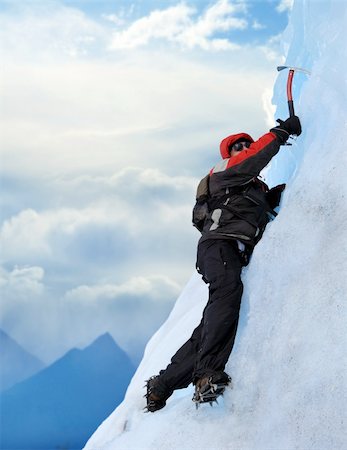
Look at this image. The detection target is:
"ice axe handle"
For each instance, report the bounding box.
[287,69,295,117]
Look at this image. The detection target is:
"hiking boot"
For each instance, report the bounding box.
[144,375,172,413]
[193,371,231,407]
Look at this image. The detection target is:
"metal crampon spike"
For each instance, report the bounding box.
[210,383,218,393]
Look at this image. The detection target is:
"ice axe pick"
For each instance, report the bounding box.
[277,65,311,117]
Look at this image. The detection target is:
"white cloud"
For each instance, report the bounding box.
[262,88,276,128]
[0,265,45,299]
[252,20,266,30]
[0,265,179,363]
[0,0,284,363]
[0,207,102,262]
[110,3,194,50]
[61,167,196,192]
[64,275,180,303]
[260,34,285,63]
[0,1,249,57]
[110,0,247,51]
[277,0,294,13]
[60,274,181,361]
[0,2,107,60]
[1,209,53,260]
[0,1,281,315]
[175,0,247,51]
[0,167,197,280]
[101,14,125,27]
[1,49,278,180]
[0,166,195,362]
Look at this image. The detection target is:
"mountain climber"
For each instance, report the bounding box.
[145,115,302,411]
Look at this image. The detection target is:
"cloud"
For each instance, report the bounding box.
[0,1,282,183]
[110,0,247,51]
[0,165,195,363]
[0,207,107,263]
[0,263,180,363]
[64,275,180,303]
[110,3,194,50]
[1,52,278,181]
[0,1,250,58]
[260,34,285,63]
[0,2,107,60]
[0,167,198,287]
[54,166,199,204]
[276,0,294,13]
[61,274,181,361]
[0,0,285,363]
[262,88,276,129]
[0,265,45,299]
[176,0,247,51]
[252,20,266,31]
[101,14,125,27]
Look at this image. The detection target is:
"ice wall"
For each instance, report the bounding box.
[85,1,347,449]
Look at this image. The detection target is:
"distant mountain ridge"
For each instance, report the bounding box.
[0,332,136,450]
[0,329,45,392]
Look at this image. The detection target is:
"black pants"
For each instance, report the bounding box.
[157,239,243,394]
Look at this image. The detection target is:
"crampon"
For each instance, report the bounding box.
[143,375,172,413]
[192,374,231,409]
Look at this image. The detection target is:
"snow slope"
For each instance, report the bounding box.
[85,1,347,449]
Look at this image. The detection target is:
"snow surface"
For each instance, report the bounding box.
[85,1,347,449]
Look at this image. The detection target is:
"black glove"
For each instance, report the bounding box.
[270,115,302,144]
[279,116,302,136]
[266,184,286,210]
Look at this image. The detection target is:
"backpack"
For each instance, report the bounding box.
[192,175,210,232]
[192,175,285,233]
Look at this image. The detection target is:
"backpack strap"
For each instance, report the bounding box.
[192,174,210,232]
[196,174,210,201]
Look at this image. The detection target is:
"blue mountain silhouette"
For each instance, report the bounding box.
[0,332,135,450]
[0,329,45,392]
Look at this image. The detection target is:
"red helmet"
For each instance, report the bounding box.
[220,133,254,159]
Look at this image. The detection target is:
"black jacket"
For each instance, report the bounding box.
[193,131,284,250]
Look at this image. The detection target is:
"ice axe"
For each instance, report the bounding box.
[277,65,311,117]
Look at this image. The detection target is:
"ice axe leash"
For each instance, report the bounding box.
[277,65,311,117]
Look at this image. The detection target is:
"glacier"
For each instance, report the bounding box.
[85,1,347,449]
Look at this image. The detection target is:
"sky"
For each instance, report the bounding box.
[0,0,293,364]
